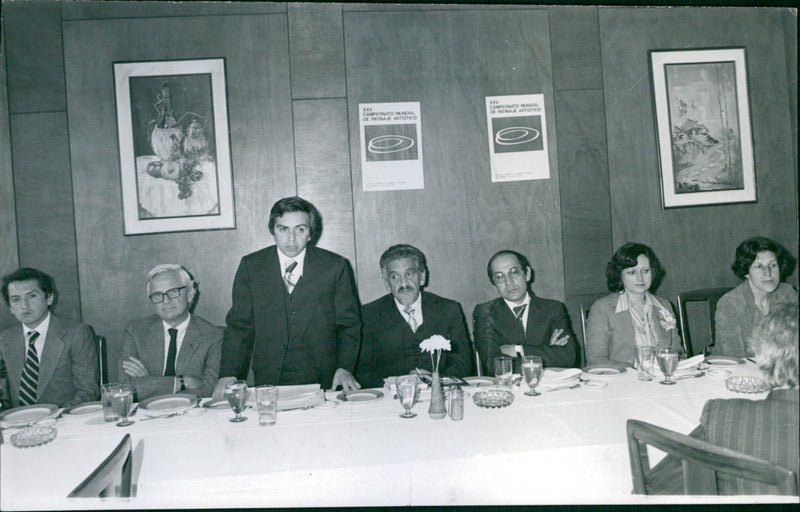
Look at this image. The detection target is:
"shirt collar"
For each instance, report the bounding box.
[503,292,530,312]
[394,292,422,315]
[278,247,307,276]
[615,291,655,313]
[24,311,51,338]
[162,313,191,334]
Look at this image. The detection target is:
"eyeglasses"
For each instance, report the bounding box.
[492,266,525,285]
[149,286,186,304]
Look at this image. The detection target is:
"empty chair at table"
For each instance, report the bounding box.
[713,237,797,358]
[584,243,681,368]
[119,264,222,400]
[68,434,134,498]
[644,302,799,495]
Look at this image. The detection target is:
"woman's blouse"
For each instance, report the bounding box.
[585,292,680,367]
[714,281,798,358]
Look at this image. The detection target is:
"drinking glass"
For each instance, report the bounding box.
[494,356,513,387]
[396,375,419,419]
[255,385,278,426]
[521,355,543,396]
[224,379,249,422]
[635,345,655,381]
[656,348,680,385]
[101,383,121,422]
[109,384,135,427]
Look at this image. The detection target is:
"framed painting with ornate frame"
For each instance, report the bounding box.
[649,47,756,209]
[113,58,235,234]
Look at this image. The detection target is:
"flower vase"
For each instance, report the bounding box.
[428,372,447,419]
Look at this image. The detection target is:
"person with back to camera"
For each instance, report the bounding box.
[713,236,797,358]
[584,243,680,368]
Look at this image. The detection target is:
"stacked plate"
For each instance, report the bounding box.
[539,368,582,391]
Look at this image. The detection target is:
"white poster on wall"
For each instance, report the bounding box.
[485,94,550,182]
[359,102,424,191]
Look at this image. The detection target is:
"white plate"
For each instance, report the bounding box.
[582,364,627,377]
[541,368,582,383]
[139,393,198,416]
[706,355,745,366]
[202,398,230,410]
[65,402,103,416]
[463,376,497,387]
[0,404,58,427]
[337,389,384,403]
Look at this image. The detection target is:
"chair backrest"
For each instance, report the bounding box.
[676,287,732,357]
[68,433,133,498]
[96,335,109,387]
[579,304,590,367]
[474,348,483,377]
[626,419,798,495]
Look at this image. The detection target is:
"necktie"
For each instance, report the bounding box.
[164,328,178,377]
[19,331,40,406]
[404,306,419,333]
[513,304,527,327]
[284,261,298,294]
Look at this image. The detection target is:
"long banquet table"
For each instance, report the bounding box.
[1,362,794,509]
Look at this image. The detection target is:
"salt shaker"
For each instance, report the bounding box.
[448,387,464,421]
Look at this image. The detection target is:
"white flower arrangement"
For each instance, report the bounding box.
[419,334,451,373]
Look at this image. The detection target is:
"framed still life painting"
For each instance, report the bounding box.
[649,47,756,208]
[113,58,235,234]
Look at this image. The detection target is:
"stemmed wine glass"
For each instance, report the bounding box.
[656,347,680,385]
[224,379,249,422]
[110,384,135,427]
[521,355,543,396]
[396,375,419,418]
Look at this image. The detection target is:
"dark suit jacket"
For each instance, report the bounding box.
[0,313,98,407]
[647,388,799,495]
[473,295,577,374]
[219,245,361,387]
[119,314,223,400]
[356,292,472,388]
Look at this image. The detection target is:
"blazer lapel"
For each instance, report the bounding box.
[494,300,525,345]
[37,315,66,397]
[176,317,199,373]
[288,247,323,340]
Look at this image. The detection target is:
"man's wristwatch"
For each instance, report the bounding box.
[178,375,186,391]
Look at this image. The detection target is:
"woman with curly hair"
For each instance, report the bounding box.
[714,237,797,358]
[585,243,680,367]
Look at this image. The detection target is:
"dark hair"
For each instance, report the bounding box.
[1,268,57,306]
[267,196,322,245]
[730,237,796,281]
[486,250,534,284]
[379,244,427,272]
[606,243,665,293]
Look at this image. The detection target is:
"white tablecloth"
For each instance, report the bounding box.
[1,363,791,509]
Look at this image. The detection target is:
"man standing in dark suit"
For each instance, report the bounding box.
[473,250,577,374]
[0,268,98,408]
[356,244,471,388]
[119,264,222,400]
[214,197,361,396]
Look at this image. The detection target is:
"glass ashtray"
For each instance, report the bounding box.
[10,425,57,448]
[472,389,515,409]
[725,375,769,394]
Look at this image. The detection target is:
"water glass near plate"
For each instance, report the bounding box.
[656,347,680,385]
[224,379,249,423]
[494,356,513,387]
[109,384,135,427]
[396,375,420,419]
[521,355,543,396]
[100,383,122,422]
[255,385,278,426]
[635,345,655,381]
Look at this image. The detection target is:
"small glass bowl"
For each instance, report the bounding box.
[10,425,57,448]
[725,375,769,394]
[472,389,515,409]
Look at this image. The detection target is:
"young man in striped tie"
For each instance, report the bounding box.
[0,268,98,408]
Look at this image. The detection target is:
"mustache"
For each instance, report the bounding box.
[397,285,417,292]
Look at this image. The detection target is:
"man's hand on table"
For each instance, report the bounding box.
[212,376,236,400]
[332,369,360,392]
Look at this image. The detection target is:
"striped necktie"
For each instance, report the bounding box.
[284,261,298,294]
[404,306,419,333]
[19,331,40,406]
[513,304,527,327]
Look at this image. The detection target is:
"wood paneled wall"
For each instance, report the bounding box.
[1,3,797,378]
[600,7,799,303]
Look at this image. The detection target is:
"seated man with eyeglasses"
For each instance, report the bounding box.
[473,250,578,375]
[119,264,222,400]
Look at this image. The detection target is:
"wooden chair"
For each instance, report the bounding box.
[68,434,133,498]
[676,287,731,357]
[627,419,798,495]
[96,335,109,387]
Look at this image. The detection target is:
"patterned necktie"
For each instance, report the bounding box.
[404,306,419,333]
[284,261,298,294]
[164,328,178,377]
[19,331,40,406]
[513,304,527,327]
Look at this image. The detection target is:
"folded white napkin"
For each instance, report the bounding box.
[276,384,323,411]
[384,376,429,392]
[677,354,705,372]
[541,368,582,382]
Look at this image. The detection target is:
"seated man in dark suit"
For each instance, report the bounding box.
[647,302,799,495]
[473,250,577,374]
[119,264,222,400]
[356,244,471,388]
[0,268,98,408]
